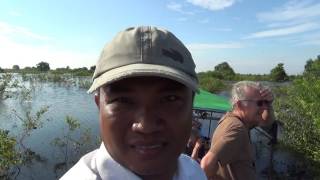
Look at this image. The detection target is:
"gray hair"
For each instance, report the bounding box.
[231,81,262,105]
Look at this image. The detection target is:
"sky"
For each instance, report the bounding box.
[0,0,319,75]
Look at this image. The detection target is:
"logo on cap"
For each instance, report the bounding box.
[162,48,184,64]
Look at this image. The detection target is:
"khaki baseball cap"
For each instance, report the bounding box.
[88,26,199,93]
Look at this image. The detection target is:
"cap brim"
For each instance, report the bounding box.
[87,64,198,93]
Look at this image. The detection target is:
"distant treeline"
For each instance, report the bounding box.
[0,61,95,77]
[0,55,319,93]
[197,55,320,93]
[1,56,320,178]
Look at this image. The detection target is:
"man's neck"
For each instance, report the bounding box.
[138,162,177,180]
[230,110,252,129]
[140,174,172,180]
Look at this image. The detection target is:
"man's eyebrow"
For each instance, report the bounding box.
[103,80,188,93]
[158,83,187,92]
[103,84,133,94]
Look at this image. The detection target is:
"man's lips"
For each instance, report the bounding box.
[129,140,168,157]
[130,142,167,149]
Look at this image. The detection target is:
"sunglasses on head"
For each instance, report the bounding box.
[241,100,271,107]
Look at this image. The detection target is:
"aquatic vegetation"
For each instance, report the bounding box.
[0,130,21,179]
[51,115,99,177]
[0,73,19,100]
[0,61,318,178]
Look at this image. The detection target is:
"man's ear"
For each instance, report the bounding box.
[94,91,100,108]
[235,101,242,110]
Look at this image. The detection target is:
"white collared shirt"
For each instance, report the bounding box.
[60,143,207,180]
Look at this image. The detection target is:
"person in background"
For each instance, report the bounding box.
[201,81,275,180]
[185,127,205,163]
[60,26,207,180]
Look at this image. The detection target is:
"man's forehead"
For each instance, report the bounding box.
[102,76,188,93]
[244,86,261,98]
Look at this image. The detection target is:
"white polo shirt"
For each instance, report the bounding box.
[60,143,207,180]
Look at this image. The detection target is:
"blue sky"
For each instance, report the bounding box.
[0,0,319,75]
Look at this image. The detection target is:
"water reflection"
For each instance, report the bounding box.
[0,80,99,180]
[0,77,311,179]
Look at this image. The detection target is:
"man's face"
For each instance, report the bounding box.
[96,77,193,178]
[240,87,267,127]
[187,134,197,148]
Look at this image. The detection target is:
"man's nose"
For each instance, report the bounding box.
[261,100,271,109]
[132,107,164,134]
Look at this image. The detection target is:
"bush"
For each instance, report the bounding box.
[199,76,226,93]
[304,56,320,77]
[274,75,320,176]
[214,62,235,80]
[270,63,289,82]
[0,130,21,177]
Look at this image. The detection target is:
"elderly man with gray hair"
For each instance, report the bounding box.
[201,81,275,180]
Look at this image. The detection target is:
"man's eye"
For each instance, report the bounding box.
[163,95,180,102]
[108,97,133,104]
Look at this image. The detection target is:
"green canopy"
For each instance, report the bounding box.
[193,89,231,112]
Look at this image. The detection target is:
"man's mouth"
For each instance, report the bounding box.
[134,144,162,149]
[130,142,168,157]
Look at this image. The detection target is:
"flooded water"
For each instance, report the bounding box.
[0,79,100,179]
[0,77,307,179]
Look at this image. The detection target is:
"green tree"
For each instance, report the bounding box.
[36,61,50,72]
[214,62,235,80]
[270,63,289,82]
[198,75,226,93]
[304,56,320,77]
[90,65,96,72]
[305,59,313,72]
[0,67,3,73]
[12,65,20,70]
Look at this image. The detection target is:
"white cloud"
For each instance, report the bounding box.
[187,0,236,11]
[167,2,194,15]
[0,34,96,69]
[298,32,320,45]
[177,17,188,22]
[301,39,320,46]
[198,18,210,24]
[0,21,52,41]
[0,21,97,69]
[249,1,320,40]
[211,27,232,32]
[167,2,183,12]
[266,21,302,28]
[257,1,320,22]
[245,23,319,39]
[8,11,22,17]
[187,42,244,51]
[232,17,241,21]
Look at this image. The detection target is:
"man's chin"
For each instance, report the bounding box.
[130,165,175,179]
[126,157,178,178]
